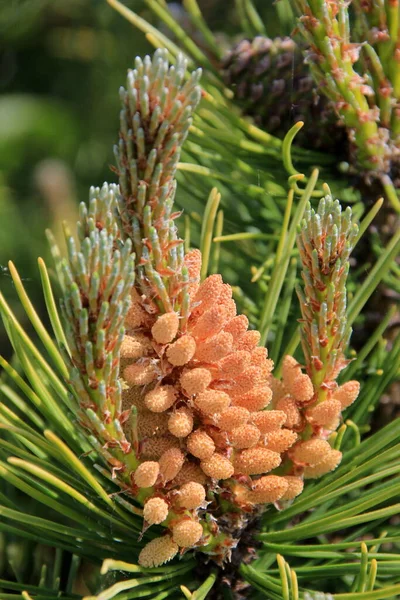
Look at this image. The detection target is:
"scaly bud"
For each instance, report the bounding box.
[134,461,159,488]
[168,408,194,438]
[270,195,362,490]
[234,448,281,475]
[333,381,360,409]
[304,449,342,479]
[233,385,272,411]
[138,536,178,567]
[265,429,298,453]
[251,410,286,433]
[195,390,231,415]
[194,331,233,362]
[281,476,304,500]
[167,335,196,366]
[276,396,302,429]
[291,439,332,467]
[177,482,206,509]
[187,430,216,460]
[250,475,289,504]
[143,497,169,525]
[230,425,261,449]
[282,356,314,403]
[201,454,235,479]
[159,447,185,481]
[144,385,177,413]
[172,520,203,547]
[217,407,250,431]
[306,400,342,429]
[180,368,212,396]
[152,312,180,344]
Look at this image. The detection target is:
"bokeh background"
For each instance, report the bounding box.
[1,0,150,349]
[0,0,289,356]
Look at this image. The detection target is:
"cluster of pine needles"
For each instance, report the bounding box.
[0,1,400,599]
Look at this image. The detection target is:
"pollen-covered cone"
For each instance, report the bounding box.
[121,251,295,565]
[268,353,360,484]
[269,197,362,486]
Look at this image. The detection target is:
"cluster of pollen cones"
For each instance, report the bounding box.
[119,250,360,567]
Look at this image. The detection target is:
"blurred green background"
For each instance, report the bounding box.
[0,1,153,364]
[1,1,149,327]
[0,0,290,355]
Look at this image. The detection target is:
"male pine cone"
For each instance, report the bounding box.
[61,49,359,570]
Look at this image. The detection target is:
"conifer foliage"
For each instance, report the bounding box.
[0,1,399,599]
